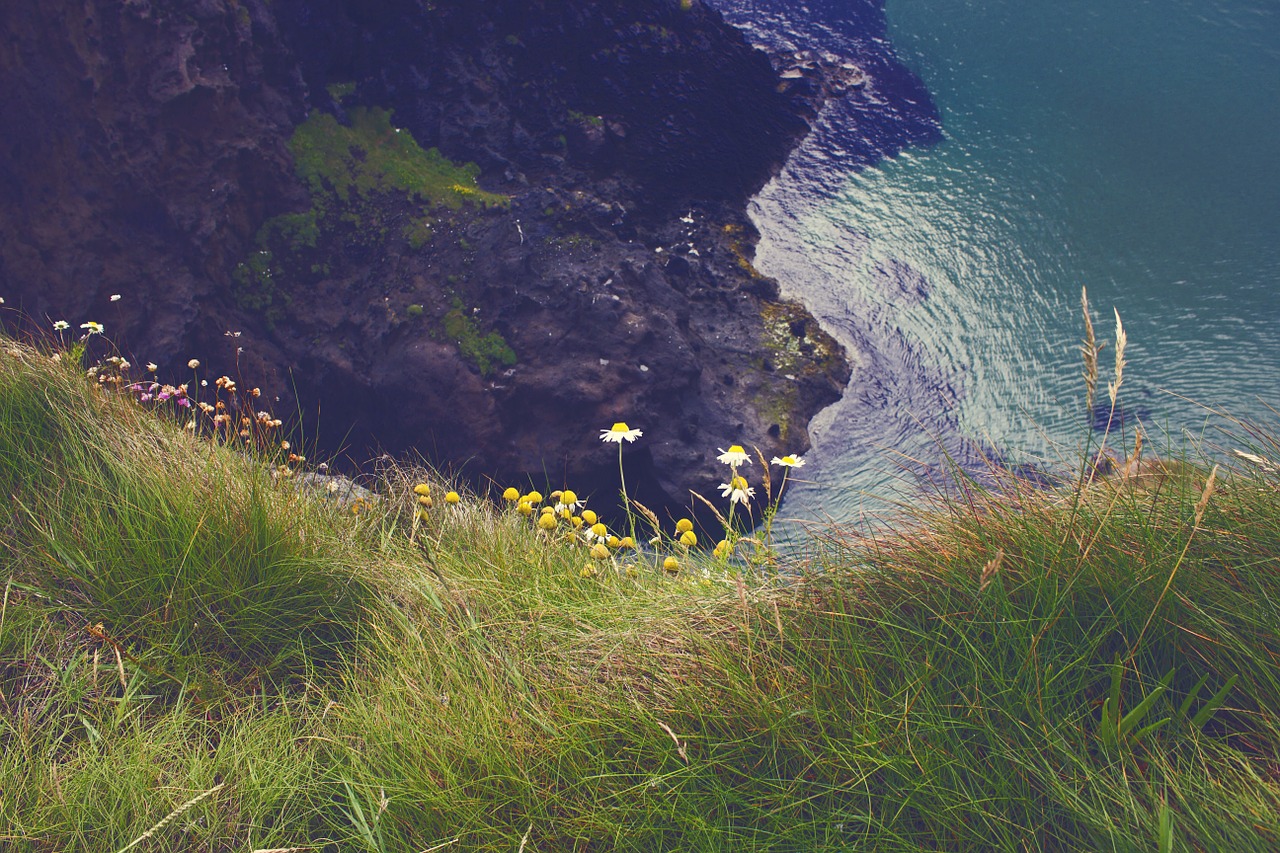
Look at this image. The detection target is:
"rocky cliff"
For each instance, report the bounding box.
[0,0,858,520]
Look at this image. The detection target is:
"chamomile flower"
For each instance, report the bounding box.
[600,422,643,443]
[675,518,694,534]
[80,321,104,335]
[109,294,121,302]
[590,543,611,561]
[555,489,583,513]
[719,475,755,506]
[445,491,461,505]
[52,320,70,331]
[713,540,733,559]
[503,487,520,502]
[717,445,751,467]
[771,454,805,468]
[679,530,697,547]
[663,556,680,574]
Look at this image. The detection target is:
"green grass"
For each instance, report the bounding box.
[2,335,1280,851]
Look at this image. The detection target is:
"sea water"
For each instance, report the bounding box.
[710,0,1280,527]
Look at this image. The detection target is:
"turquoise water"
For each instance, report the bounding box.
[724,0,1280,526]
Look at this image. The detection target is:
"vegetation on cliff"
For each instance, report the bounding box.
[3,305,1280,852]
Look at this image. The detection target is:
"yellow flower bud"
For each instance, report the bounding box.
[538,513,557,531]
[590,522,608,539]
[525,490,543,504]
[619,536,635,549]
[663,556,680,574]
[503,487,520,502]
[679,530,697,548]
[445,491,461,505]
[714,540,732,559]
[582,510,598,525]
[517,501,534,516]
[414,483,431,496]
[418,495,433,508]
[570,516,584,529]
[580,564,598,578]
[590,543,611,560]
[675,518,694,534]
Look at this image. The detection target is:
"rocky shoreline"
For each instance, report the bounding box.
[0,0,926,521]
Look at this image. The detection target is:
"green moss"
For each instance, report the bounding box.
[567,109,605,129]
[438,299,517,377]
[759,301,840,377]
[403,218,433,249]
[232,250,289,329]
[326,81,357,103]
[405,304,425,318]
[289,108,508,210]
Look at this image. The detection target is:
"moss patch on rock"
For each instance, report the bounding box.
[232,107,507,322]
[437,298,516,377]
[759,301,841,377]
[289,107,508,211]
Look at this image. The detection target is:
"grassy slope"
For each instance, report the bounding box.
[2,337,1279,852]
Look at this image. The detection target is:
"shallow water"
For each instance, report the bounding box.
[710,0,1280,529]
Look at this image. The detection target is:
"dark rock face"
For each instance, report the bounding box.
[0,0,853,522]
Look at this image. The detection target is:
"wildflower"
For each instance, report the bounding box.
[589,522,608,541]
[619,536,635,549]
[109,294,121,302]
[414,483,431,496]
[679,530,697,547]
[581,564,599,578]
[517,501,534,516]
[418,495,433,507]
[600,422,643,443]
[590,543,611,560]
[146,362,158,372]
[503,487,520,502]
[675,518,694,534]
[417,509,430,522]
[280,441,291,451]
[445,491,461,505]
[556,489,583,513]
[184,421,196,432]
[188,359,200,369]
[525,490,544,505]
[570,516,584,529]
[53,320,70,331]
[607,535,621,548]
[719,475,755,505]
[717,445,751,466]
[538,513,557,532]
[714,539,732,559]
[80,321,104,335]
[771,454,805,468]
[663,556,680,574]
[582,510,598,525]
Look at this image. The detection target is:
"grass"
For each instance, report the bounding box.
[2,330,1280,851]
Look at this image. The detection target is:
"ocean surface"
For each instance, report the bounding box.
[708,0,1280,529]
